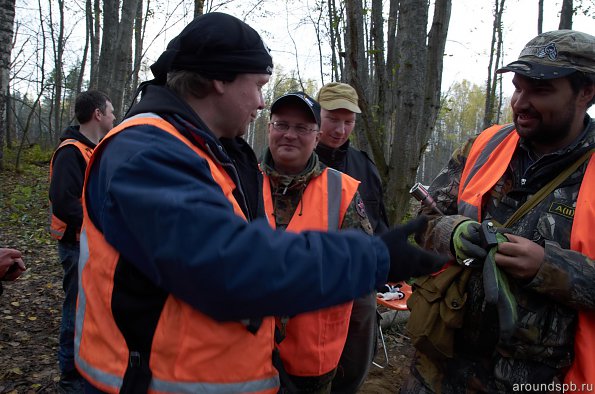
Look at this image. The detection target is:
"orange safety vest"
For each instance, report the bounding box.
[76,115,278,394]
[263,168,359,377]
[49,139,94,241]
[565,150,595,390]
[458,124,595,389]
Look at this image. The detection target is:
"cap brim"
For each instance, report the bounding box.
[270,94,321,127]
[319,99,361,114]
[496,60,577,80]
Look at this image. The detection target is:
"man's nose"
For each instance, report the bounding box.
[512,91,530,111]
[332,123,345,134]
[282,129,299,138]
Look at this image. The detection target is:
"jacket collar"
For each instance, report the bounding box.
[315,140,350,169]
[261,150,322,195]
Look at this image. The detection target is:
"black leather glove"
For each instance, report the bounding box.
[380,216,449,282]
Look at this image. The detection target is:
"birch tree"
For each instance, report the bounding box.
[0,0,16,170]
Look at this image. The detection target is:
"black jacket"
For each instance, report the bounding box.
[316,141,389,234]
[49,126,96,243]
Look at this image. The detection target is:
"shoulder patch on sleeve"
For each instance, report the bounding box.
[356,193,367,218]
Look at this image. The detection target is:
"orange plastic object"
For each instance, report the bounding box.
[376,281,412,311]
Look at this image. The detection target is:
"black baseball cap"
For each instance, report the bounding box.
[270,92,321,127]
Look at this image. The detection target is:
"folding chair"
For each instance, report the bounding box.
[373,281,412,368]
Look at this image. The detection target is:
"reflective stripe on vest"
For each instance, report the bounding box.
[76,114,278,393]
[458,125,595,389]
[458,124,518,220]
[564,154,595,390]
[263,167,359,376]
[49,139,93,240]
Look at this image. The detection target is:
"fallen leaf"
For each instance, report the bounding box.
[8,367,23,375]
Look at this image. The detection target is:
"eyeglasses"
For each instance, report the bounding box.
[269,121,318,136]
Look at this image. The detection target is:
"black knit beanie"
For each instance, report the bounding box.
[150,12,274,83]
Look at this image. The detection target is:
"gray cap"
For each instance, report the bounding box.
[496,30,595,79]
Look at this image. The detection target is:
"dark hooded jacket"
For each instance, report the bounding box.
[316,140,389,234]
[84,84,390,322]
[49,126,96,243]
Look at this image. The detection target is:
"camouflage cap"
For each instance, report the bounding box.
[316,82,361,113]
[496,30,595,80]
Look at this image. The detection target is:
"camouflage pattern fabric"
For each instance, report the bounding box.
[261,150,373,393]
[404,117,595,393]
[261,150,373,235]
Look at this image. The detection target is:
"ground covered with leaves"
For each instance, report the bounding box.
[0,161,63,393]
[0,158,415,393]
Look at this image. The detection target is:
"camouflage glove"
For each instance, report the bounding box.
[451,220,487,265]
[380,216,449,282]
[482,232,518,340]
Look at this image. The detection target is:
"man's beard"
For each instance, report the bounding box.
[514,101,575,147]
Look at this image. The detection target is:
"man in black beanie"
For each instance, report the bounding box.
[75,12,447,393]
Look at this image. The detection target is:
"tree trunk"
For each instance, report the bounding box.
[77,0,91,96]
[50,0,65,136]
[559,0,573,29]
[341,0,450,224]
[88,0,100,89]
[538,0,544,34]
[327,0,339,82]
[125,0,145,112]
[370,0,386,140]
[111,0,139,117]
[97,0,139,117]
[421,0,452,162]
[482,0,505,130]
[344,0,370,154]
[194,0,204,18]
[6,86,13,149]
[0,0,16,170]
[385,0,430,224]
[380,0,398,160]
[97,0,118,93]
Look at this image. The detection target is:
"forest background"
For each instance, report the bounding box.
[0,0,594,224]
[0,1,593,392]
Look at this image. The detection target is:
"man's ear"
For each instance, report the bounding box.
[93,108,102,121]
[578,82,595,108]
[212,80,226,94]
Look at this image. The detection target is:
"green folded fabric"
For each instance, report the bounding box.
[482,232,517,340]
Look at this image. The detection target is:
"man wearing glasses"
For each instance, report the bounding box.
[261,92,373,393]
[76,13,447,392]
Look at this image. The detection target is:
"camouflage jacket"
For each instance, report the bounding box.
[260,150,373,235]
[412,116,595,393]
